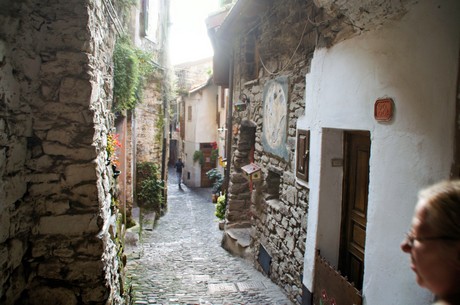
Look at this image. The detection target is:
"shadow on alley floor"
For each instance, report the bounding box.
[124,169,293,305]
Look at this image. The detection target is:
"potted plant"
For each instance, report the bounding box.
[206,168,224,202]
[215,193,226,229]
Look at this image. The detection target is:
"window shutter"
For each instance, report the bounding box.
[296,129,309,181]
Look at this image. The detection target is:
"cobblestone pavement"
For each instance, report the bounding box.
[125,176,293,305]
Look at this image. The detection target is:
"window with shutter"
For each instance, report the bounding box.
[296,129,309,181]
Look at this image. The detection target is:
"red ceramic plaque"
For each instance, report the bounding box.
[374,98,394,122]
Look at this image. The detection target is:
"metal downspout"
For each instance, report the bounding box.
[224,51,234,200]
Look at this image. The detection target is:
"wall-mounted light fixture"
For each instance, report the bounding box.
[233,93,250,112]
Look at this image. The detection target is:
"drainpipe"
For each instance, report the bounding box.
[224,51,234,200]
[161,82,169,204]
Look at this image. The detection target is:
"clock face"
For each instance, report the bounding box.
[262,77,288,159]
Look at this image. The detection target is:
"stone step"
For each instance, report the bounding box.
[226,228,251,247]
[221,227,252,259]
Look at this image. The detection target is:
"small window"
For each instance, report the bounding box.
[188,105,192,121]
[243,30,259,81]
[142,0,160,43]
[296,129,309,181]
[266,170,281,200]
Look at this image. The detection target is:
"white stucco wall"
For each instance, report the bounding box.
[183,85,218,187]
[196,86,218,143]
[299,1,460,304]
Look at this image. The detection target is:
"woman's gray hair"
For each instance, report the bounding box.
[418,180,460,239]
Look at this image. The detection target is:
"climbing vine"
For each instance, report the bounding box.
[193,150,204,165]
[114,0,137,21]
[113,36,156,111]
[154,109,165,145]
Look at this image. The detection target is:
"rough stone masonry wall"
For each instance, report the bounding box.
[0,0,122,304]
[228,0,354,303]
[135,77,164,163]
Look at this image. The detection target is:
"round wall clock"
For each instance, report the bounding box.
[262,76,288,159]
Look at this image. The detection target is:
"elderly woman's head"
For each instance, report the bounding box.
[401,180,460,302]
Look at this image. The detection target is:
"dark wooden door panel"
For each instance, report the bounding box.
[339,131,370,291]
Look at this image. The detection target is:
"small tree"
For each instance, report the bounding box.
[136,162,164,215]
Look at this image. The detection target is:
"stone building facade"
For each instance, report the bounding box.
[131,0,171,164]
[211,1,460,304]
[0,0,124,304]
[210,0,354,303]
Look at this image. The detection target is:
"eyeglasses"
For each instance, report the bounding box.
[405,232,458,248]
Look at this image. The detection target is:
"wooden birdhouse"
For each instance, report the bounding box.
[241,163,262,182]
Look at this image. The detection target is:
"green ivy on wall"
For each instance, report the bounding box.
[193,150,204,165]
[113,36,156,111]
[155,109,165,145]
[115,0,137,21]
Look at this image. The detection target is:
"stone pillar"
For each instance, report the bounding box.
[226,120,256,228]
[0,0,123,304]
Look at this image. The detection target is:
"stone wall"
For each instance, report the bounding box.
[131,0,171,209]
[226,0,354,303]
[135,77,164,163]
[226,120,256,228]
[0,0,123,304]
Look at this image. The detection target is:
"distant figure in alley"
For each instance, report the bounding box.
[401,180,460,305]
[174,158,184,186]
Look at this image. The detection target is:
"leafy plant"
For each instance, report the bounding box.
[215,193,226,220]
[155,109,165,144]
[136,162,164,214]
[206,168,224,194]
[210,148,218,163]
[113,39,139,111]
[113,36,156,111]
[210,141,218,163]
[193,150,204,165]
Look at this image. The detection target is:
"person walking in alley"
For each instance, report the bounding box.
[401,180,460,305]
[174,158,184,186]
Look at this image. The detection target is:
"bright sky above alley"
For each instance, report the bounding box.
[169,0,219,64]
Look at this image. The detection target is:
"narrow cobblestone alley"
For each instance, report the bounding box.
[125,169,293,305]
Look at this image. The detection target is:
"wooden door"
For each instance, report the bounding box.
[339,131,370,291]
[200,143,213,187]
